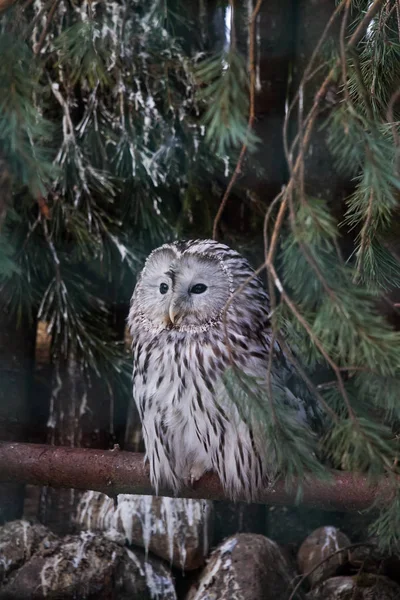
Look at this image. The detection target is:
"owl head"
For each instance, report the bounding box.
[129,239,255,333]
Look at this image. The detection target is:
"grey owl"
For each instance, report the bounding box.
[128,239,312,501]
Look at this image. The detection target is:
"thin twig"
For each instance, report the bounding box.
[306,62,330,84]
[349,48,374,122]
[297,80,306,205]
[22,0,54,39]
[262,191,288,410]
[262,189,285,326]
[339,0,352,105]
[265,194,288,329]
[266,194,288,265]
[263,188,285,257]
[212,0,263,240]
[220,192,285,416]
[354,189,374,282]
[42,219,62,284]
[34,0,61,55]
[264,193,289,373]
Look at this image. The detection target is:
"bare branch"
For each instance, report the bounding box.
[0,442,395,512]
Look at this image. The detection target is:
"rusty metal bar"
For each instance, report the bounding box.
[0,442,393,511]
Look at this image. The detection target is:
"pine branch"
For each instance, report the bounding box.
[0,35,56,195]
[259,0,394,426]
[0,442,395,511]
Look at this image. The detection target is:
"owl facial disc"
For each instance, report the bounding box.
[134,241,236,333]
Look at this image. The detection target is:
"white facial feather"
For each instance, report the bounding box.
[133,247,177,330]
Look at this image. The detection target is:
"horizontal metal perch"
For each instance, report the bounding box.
[0,442,392,511]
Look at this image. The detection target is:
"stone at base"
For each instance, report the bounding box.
[297,526,351,586]
[306,575,400,600]
[0,520,58,584]
[0,529,176,599]
[185,533,298,600]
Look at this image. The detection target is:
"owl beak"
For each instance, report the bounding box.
[169,304,177,325]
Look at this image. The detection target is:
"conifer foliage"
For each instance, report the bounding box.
[0,0,230,377]
[1,0,400,551]
[264,0,400,551]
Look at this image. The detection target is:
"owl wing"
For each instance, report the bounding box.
[255,322,322,430]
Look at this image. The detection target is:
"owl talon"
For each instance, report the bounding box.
[187,464,207,488]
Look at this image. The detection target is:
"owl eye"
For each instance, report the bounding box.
[190,283,207,294]
[159,283,169,295]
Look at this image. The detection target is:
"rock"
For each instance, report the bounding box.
[0,531,122,599]
[76,491,213,570]
[0,531,176,599]
[306,574,400,599]
[118,547,177,600]
[0,520,58,584]
[348,540,400,587]
[347,540,387,575]
[186,533,297,600]
[297,526,351,586]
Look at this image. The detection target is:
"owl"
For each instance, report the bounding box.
[128,239,313,501]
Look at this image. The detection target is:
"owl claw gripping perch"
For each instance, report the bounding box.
[128,239,314,501]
